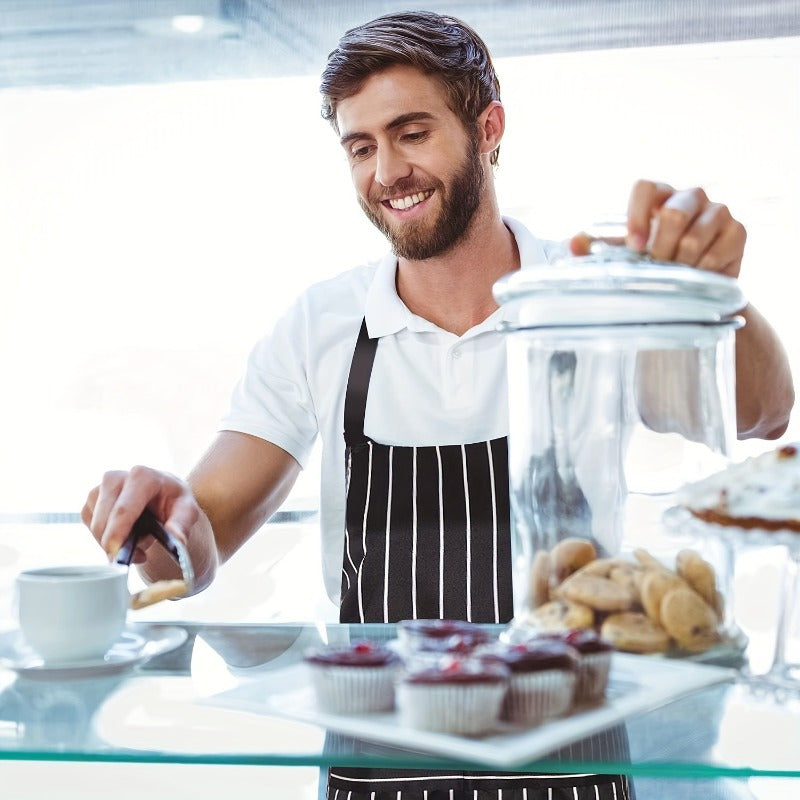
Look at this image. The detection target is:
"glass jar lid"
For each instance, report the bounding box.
[493,244,746,328]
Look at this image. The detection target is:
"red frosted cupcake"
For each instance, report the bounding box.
[397,619,491,652]
[304,641,401,714]
[396,619,492,668]
[540,629,614,704]
[481,639,579,725]
[396,656,509,735]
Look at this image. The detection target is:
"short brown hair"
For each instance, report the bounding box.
[320,10,502,165]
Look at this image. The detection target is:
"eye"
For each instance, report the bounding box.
[349,143,374,162]
[401,130,429,143]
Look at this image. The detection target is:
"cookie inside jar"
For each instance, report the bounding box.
[525,536,731,657]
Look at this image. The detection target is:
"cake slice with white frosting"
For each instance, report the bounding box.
[676,443,800,532]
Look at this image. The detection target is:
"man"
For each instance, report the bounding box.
[83,10,794,800]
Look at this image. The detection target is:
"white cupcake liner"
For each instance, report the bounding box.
[308,663,398,714]
[396,681,507,735]
[502,669,576,725]
[574,651,612,704]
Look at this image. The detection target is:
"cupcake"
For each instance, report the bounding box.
[396,620,490,668]
[304,640,401,714]
[540,628,614,704]
[397,619,491,652]
[396,656,509,735]
[482,639,579,725]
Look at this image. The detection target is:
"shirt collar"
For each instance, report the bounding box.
[364,216,551,338]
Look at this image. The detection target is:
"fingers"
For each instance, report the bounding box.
[696,214,746,277]
[671,201,721,266]
[627,180,746,278]
[82,466,199,561]
[92,467,151,558]
[568,232,625,256]
[626,180,675,252]
[82,470,127,555]
[648,187,708,260]
[80,485,100,530]
[568,232,594,256]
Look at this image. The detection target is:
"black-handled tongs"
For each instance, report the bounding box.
[115,508,195,593]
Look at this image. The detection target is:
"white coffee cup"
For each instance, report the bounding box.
[16,564,130,663]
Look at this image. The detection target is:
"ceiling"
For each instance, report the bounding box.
[1,0,799,89]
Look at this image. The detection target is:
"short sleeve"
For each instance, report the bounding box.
[219,294,318,469]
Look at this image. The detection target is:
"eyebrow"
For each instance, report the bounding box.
[339,111,436,148]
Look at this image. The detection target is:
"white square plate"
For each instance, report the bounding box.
[205,654,735,767]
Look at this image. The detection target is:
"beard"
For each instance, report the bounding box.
[357,134,485,261]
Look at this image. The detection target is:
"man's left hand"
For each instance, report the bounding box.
[571,180,747,278]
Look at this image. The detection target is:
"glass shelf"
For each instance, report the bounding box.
[1,621,799,780]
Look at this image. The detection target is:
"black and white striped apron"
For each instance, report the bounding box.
[327,318,633,800]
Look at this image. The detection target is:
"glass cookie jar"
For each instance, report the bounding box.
[493,244,745,633]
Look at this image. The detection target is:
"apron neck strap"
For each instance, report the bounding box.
[343,317,378,446]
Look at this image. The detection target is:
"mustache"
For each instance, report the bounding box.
[370,179,433,204]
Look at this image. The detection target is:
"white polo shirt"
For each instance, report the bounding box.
[220,217,556,603]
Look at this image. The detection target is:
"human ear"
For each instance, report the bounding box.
[478,101,505,155]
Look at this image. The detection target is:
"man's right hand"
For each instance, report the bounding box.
[82,433,302,593]
[81,466,200,566]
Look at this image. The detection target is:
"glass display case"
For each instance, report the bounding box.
[2,4,799,799]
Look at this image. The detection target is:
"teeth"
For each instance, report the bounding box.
[388,191,431,210]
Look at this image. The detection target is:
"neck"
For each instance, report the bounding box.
[395,204,520,336]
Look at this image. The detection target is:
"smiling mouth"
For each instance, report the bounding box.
[384,190,433,210]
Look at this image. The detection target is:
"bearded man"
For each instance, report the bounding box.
[84,10,793,800]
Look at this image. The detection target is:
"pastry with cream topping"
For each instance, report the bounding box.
[677,443,800,532]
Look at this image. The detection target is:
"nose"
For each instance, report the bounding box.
[374,143,412,188]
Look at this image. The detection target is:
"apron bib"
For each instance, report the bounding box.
[326,318,633,800]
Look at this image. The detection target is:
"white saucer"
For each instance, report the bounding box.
[0,623,188,680]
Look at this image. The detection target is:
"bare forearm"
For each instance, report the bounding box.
[735,303,795,439]
[186,433,301,565]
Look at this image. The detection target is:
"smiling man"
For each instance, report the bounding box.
[330,56,515,339]
[341,78,488,264]
[83,10,794,800]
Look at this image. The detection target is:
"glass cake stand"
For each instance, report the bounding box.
[663,505,800,693]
